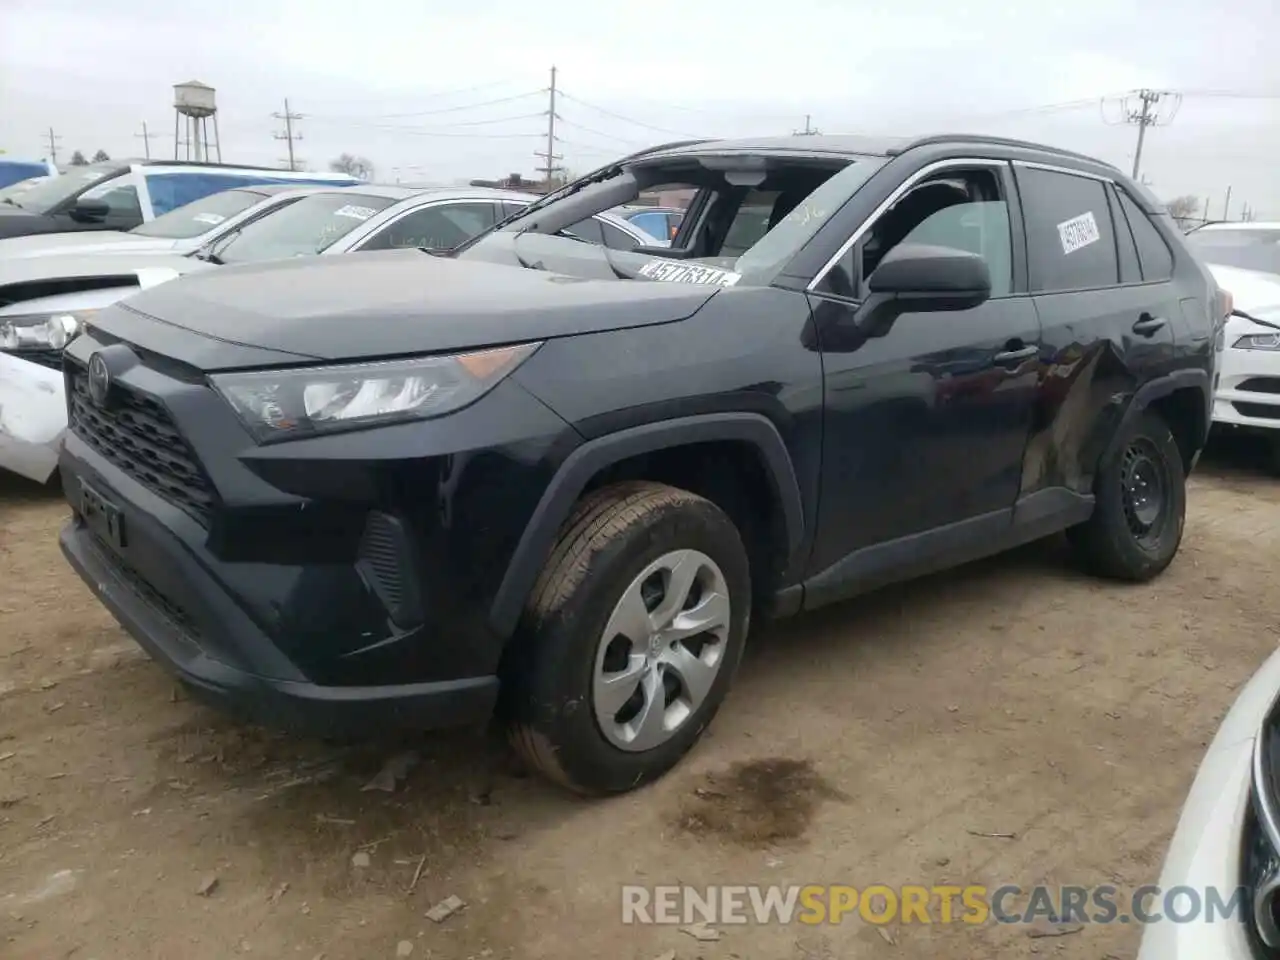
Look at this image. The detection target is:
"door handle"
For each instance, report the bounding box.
[1133,314,1167,336]
[993,344,1039,365]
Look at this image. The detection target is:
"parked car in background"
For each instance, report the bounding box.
[615,204,683,242]
[1204,262,1280,473]
[0,160,358,241]
[1137,643,1280,960]
[0,184,344,260]
[54,133,1219,794]
[0,185,657,483]
[1187,222,1280,277]
[0,159,57,190]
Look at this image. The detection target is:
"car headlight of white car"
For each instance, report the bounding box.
[1235,332,1280,352]
[1250,706,1280,951]
[0,310,95,353]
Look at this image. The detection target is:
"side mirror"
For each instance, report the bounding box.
[68,198,111,223]
[867,243,992,310]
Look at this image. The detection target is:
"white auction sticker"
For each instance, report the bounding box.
[1057,211,1100,255]
[637,259,741,287]
[333,204,378,220]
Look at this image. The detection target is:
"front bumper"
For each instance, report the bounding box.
[1213,343,1280,432]
[59,507,499,738]
[0,351,66,483]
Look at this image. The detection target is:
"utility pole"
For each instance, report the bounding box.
[534,66,563,189]
[134,121,157,160]
[794,114,820,136]
[1124,89,1162,180]
[1223,185,1232,221]
[272,98,304,171]
[44,127,61,167]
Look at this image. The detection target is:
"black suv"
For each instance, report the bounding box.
[57,134,1222,794]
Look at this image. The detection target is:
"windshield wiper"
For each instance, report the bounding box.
[191,248,224,265]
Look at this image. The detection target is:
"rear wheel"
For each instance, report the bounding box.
[1068,410,1186,581]
[502,481,751,794]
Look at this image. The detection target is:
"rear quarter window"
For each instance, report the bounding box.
[1017,167,1120,293]
[1116,189,1174,281]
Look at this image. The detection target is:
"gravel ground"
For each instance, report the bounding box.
[2,439,1278,960]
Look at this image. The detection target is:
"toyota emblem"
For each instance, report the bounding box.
[87,352,111,406]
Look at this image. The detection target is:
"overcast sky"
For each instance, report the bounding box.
[3,0,1278,217]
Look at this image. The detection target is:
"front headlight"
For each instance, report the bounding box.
[210,342,542,442]
[1235,333,1280,351]
[0,311,94,353]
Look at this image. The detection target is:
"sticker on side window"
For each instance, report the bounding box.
[637,259,741,287]
[191,212,226,226]
[1057,211,1101,255]
[333,204,378,220]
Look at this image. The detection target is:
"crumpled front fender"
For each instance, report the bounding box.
[0,352,66,484]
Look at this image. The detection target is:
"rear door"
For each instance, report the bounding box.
[1013,164,1178,498]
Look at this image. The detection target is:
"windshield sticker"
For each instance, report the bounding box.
[637,260,741,287]
[191,212,226,226]
[333,204,378,220]
[1057,211,1100,255]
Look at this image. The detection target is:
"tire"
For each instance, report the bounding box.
[1068,409,1186,581]
[501,481,751,795]
[1268,436,1280,477]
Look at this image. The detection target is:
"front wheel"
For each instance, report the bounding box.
[501,481,751,794]
[1068,409,1186,581]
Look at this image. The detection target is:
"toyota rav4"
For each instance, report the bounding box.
[57,134,1223,794]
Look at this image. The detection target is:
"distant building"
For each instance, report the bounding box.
[469,173,547,193]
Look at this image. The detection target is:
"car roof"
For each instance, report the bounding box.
[637,132,1116,171]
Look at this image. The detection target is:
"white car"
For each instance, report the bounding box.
[1137,644,1280,959]
[0,183,342,259]
[0,185,657,483]
[1205,262,1280,473]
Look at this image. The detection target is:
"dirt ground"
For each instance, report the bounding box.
[3,439,1279,960]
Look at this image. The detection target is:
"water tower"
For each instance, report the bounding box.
[173,81,222,162]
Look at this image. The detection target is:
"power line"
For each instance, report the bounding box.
[308,112,545,133]
[272,98,304,171]
[1114,89,1181,180]
[557,117,647,147]
[556,91,701,138]
[793,114,821,136]
[317,90,545,122]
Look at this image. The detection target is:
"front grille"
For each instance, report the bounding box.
[1240,377,1280,395]
[67,361,217,525]
[1234,401,1280,421]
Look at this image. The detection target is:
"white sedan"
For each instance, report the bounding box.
[1207,263,1280,473]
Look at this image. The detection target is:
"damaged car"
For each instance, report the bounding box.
[56,134,1220,793]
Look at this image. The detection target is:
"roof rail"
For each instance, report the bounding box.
[889,134,1118,171]
[127,158,355,174]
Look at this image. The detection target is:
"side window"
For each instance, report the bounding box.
[565,217,605,245]
[821,167,1013,300]
[359,202,496,252]
[1017,167,1119,293]
[1107,186,1141,284]
[600,220,642,251]
[81,178,142,220]
[627,211,668,241]
[1116,189,1174,281]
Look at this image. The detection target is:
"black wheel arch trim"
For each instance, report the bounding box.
[1104,368,1212,464]
[489,412,806,638]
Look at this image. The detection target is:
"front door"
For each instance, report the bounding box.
[804,161,1041,600]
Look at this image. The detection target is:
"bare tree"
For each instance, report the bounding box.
[1165,195,1201,222]
[69,150,88,166]
[329,153,375,180]
[91,149,110,162]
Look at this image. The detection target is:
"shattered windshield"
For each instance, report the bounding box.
[212,192,393,264]
[474,152,884,286]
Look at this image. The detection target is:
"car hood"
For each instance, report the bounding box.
[0,251,211,288]
[0,230,173,259]
[1208,263,1280,316]
[108,248,720,366]
[0,206,70,240]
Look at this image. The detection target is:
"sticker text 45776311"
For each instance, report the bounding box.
[1057,211,1101,255]
[637,259,741,287]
